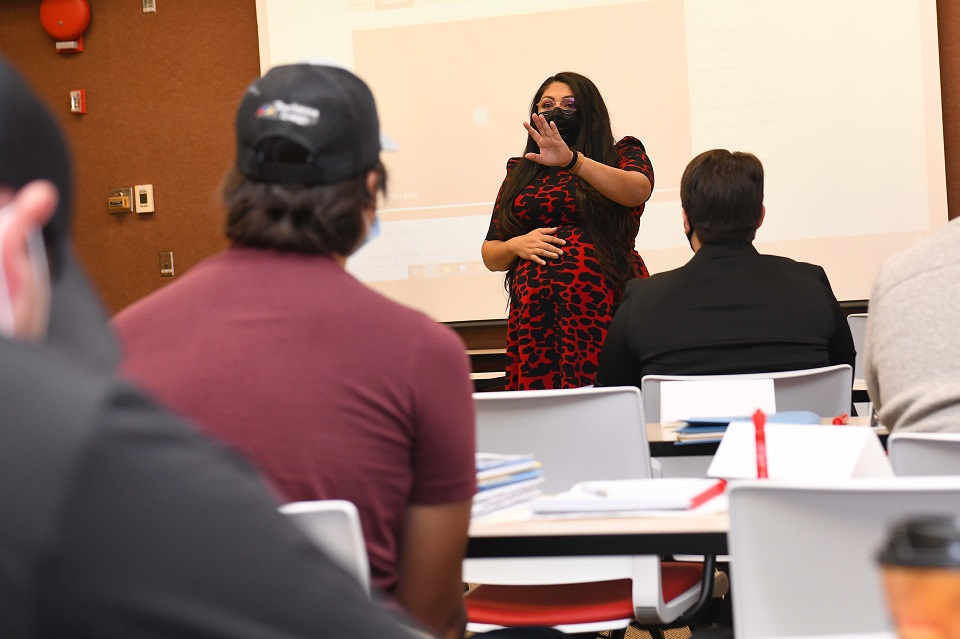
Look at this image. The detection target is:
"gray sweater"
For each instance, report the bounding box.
[865,217,960,432]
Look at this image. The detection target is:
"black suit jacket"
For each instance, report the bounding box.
[596,243,856,387]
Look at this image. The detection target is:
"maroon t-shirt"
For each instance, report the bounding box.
[112,248,477,594]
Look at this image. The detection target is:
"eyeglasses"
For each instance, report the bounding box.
[536,97,577,113]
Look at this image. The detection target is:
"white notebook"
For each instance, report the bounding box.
[529,478,726,514]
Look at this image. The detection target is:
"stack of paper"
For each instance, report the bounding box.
[473,453,544,518]
[529,478,726,514]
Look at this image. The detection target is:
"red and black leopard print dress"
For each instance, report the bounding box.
[486,136,654,390]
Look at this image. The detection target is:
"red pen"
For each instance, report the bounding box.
[753,409,769,479]
[832,413,849,425]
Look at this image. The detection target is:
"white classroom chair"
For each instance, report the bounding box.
[641,365,852,478]
[727,477,960,638]
[847,312,871,417]
[474,386,652,493]
[280,499,370,595]
[641,364,853,424]
[847,313,869,381]
[466,386,713,636]
[888,432,960,476]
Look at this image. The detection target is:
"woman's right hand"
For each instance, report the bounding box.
[508,227,566,265]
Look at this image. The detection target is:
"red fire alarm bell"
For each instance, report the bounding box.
[39,0,91,53]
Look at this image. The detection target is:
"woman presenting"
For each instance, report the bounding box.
[482,72,654,390]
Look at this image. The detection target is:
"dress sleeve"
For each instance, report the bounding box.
[485,157,522,242]
[615,136,655,192]
[48,384,417,639]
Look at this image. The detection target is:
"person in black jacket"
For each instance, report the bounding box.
[597,149,855,387]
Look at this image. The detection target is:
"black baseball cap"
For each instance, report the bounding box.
[0,56,120,372]
[236,63,392,186]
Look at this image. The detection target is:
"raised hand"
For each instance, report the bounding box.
[522,114,575,167]
[508,226,566,266]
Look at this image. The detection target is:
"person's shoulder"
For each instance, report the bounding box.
[620,267,684,302]
[351,284,465,351]
[0,339,119,416]
[0,341,184,511]
[753,253,838,296]
[760,252,817,268]
[613,137,652,177]
[615,136,646,152]
[112,252,226,326]
[876,218,960,293]
[755,251,825,275]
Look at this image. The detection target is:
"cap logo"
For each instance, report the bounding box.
[255,100,320,127]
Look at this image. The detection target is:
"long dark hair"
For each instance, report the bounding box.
[492,72,639,302]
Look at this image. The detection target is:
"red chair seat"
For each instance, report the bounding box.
[465,562,703,627]
[661,561,704,601]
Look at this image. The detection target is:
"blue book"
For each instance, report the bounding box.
[478,468,543,491]
[675,410,821,444]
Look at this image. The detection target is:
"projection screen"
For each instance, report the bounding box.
[256,0,947,323]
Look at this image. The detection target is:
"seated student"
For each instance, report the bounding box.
[112,64,476,639]
[596,149,855,386]
[0,56,416,639]
[864,217,960,432]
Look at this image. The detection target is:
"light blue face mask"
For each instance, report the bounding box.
[366,216,380,244]
[354,215,379,254]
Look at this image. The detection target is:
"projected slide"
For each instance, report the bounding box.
[256,0,946,322]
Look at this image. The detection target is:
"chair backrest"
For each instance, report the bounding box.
[847,313,868,380]
[280,500,370,595]
[641,364,853,423]
[889,432,960,476]
[474,386,651,494]
[728,478,960,638]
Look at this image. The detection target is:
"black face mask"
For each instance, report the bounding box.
[536,108,582,147]
[685,225,696,251]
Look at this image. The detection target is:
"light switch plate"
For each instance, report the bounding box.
[159,251,174,277]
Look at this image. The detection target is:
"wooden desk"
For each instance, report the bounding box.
[467,508,729,558]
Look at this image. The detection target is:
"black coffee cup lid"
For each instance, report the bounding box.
[877,515,960,568]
